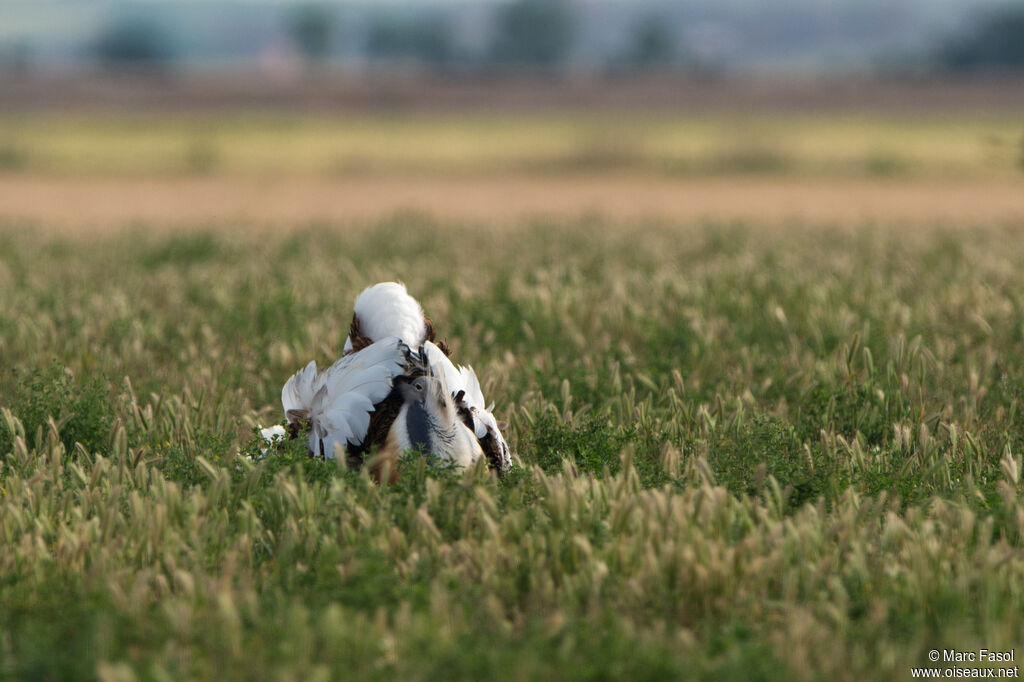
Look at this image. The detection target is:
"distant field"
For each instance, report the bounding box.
[0,111,1022,231]
[1,111,1021,179]
[1,215,1023,680]
[2,174,1023,231]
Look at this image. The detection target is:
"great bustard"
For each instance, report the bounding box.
[263,282,511,480]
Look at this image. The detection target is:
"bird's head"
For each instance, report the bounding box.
[398,374,454,420]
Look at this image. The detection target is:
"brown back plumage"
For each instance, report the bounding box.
[478,433,507,476]
[452,388,507,477]
[348,380,407,464]
[346,313,374,356]
[424,316,452,357]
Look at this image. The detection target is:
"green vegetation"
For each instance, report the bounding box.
[1,216,1023,680]
[1,112,1021,179]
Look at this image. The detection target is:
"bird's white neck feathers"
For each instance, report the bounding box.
[393,376,485,466]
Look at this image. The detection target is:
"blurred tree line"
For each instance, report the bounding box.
[86,0,679,73]
[289,5,334,65]
[366,14,455,67]
[95,16,175,71]
[83,0,1024,75]
[935,5,1024,71]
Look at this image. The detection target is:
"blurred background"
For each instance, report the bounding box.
[0,0,1022,228]
[5,0,1024,80]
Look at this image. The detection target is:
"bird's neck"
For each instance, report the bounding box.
[404,399,458,456]
[404,400,432,453]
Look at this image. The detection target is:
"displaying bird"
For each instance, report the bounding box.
[266,282,512,480]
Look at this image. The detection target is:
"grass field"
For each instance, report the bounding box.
[1,112,1024,681]
[1,111,1021,230]
[1,112,1022,179]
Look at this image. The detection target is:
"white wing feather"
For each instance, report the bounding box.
[283,337,407,458]
[281,360,321,417]
[456,366,487,424]
[421,342,463,394]
[257,425,288,457]
[343,282,428,352]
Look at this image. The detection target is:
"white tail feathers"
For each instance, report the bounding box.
[344,282,428,352]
